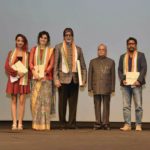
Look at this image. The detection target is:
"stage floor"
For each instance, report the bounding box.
[1,129,150,150]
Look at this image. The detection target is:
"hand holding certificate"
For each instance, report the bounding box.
[10,61,28,83]
[11,61,28,74]
[126,72,140,85]
[77,60,83,86]
[33,65,44,79]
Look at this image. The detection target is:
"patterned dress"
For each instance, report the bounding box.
[30,46,55,130]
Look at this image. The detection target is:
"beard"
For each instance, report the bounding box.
[128,47,135,52]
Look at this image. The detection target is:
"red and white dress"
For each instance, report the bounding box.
[5,50,30,95]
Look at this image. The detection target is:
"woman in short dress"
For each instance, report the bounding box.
[5,34,30,130]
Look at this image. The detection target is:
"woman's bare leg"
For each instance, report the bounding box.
[11,94,17,129]
[18,94,26,129]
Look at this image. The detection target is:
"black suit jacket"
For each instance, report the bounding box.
[118,51,147,86]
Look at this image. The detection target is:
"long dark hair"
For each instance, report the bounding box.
[15,34,28,51]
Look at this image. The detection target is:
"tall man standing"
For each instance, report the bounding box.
[118,37,147,131]
[88,44,115,130]
[54,28,87,129]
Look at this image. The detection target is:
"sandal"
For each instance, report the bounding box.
[12,124,17,130]
[18,124,23,130]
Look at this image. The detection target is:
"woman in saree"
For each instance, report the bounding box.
[5,34,30,130]
[29,31,55,130]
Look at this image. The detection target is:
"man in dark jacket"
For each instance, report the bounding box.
[88,43,115,130]
[118,37,147,131]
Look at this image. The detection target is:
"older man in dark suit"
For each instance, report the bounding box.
[88,43,115,130]
[54,28,87,129]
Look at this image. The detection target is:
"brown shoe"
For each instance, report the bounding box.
[120,124,131,131]
[135,125,142,131]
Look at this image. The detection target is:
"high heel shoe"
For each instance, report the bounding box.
[12,124,17,130]
[18,124,23,130]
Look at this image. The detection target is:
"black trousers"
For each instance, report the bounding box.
[58,81,79,125]
[94,94,110,125]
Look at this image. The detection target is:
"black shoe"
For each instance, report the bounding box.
[60,123,67,130]
[67,124,78,129]
[93,124,102,130]
[103,124,111,130]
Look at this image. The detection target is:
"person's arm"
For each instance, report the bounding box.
[27,52,32,80]
[5,51,18,77]
[29,47,38,79]
[88,60,93,92]
[137,53,147,83]
[45,52,54,74]
[79,48,87,86]
[118,55,126,85]
[111,60,116,92]
[53,46,61,87]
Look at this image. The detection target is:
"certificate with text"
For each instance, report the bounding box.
[34,65,44,79]
[77,60,83,86]
[12,61,28,74]
[126,72,140,85]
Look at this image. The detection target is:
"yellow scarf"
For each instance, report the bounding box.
[61,41,77,73]
[34,46,54,70]
[123,51,138,74]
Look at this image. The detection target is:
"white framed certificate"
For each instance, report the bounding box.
[77,60,83,86]
[126,72,140,85]
[11,61,28,73]
[34,65,44,79]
